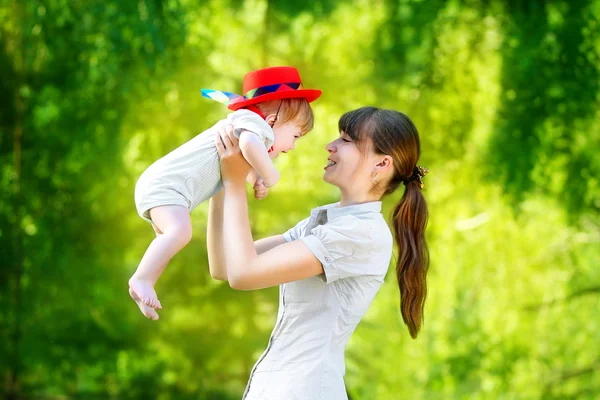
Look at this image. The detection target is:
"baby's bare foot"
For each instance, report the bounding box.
[128,279,162,309]
[129,287,160,320]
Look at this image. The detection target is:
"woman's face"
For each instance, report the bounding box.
[323,131,375,193]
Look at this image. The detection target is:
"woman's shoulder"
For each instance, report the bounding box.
[317,214,393,266]
[316,215,393,281]
[328,213,392,243]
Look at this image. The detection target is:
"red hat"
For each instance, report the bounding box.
[201,66,322,111]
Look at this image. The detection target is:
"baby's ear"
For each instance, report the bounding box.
[265,114,277,127]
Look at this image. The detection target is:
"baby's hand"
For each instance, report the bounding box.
[253,178,269,200]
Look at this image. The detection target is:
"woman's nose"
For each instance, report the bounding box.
[325,142,335,153]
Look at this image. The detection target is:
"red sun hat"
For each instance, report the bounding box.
[201,66,322,111]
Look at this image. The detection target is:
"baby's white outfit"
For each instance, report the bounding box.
[134,109,274,222]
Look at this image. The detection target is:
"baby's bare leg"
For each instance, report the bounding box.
[129,205,192,320]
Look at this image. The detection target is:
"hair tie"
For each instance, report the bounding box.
[403,166,429,189]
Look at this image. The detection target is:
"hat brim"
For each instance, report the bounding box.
[227,89,322,111]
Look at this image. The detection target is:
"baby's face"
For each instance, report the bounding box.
[270,121,302,158]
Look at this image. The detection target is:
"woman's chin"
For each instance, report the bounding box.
[322,171,335,184]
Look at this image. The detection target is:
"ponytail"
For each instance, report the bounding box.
[393,180,429,339]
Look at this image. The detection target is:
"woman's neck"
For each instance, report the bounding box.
[338,190,381,207]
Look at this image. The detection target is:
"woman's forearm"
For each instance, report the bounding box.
[207,189,228,280]
[221,181,259,285]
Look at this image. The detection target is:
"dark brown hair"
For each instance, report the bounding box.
[339,107,429,339]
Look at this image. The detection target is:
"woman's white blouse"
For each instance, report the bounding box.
[243,201,393,400]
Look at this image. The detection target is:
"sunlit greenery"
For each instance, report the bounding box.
[1,0,599,399]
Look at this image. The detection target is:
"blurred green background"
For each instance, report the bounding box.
[1,0,599,399]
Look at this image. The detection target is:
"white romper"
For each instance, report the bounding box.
[134,109,274,222]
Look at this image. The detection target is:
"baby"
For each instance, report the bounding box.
[129,66,322,320]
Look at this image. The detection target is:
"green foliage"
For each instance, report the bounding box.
[1,0,599,399]
[486,0,600,217]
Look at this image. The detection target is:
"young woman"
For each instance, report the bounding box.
[209,106,429,399]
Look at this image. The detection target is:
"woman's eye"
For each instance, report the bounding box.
[342,138,351,143]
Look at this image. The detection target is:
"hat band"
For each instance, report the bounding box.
[244,82,303,99]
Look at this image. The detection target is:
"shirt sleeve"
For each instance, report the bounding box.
[282,216,311,242]
[228,109,275,150]
[299,215,392,283]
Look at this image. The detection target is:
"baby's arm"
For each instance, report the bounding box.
[238,130,280,187]
[246,168,259,185]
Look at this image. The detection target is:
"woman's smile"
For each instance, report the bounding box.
[324,158,337,170]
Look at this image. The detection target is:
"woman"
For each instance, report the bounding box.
[208,106,429,399]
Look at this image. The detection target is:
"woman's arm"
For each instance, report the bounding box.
[207,189,227,280]
[239,131,280,187]
[255,235,287,254]
[206,195,286,280]
[222,181,324,290]
[216,127,324,290]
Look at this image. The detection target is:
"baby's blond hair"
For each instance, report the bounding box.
[254,98,314,135]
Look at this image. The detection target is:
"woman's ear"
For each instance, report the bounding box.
[375,155,394,173]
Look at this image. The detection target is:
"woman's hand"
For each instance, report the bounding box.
[215,123,253,185]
